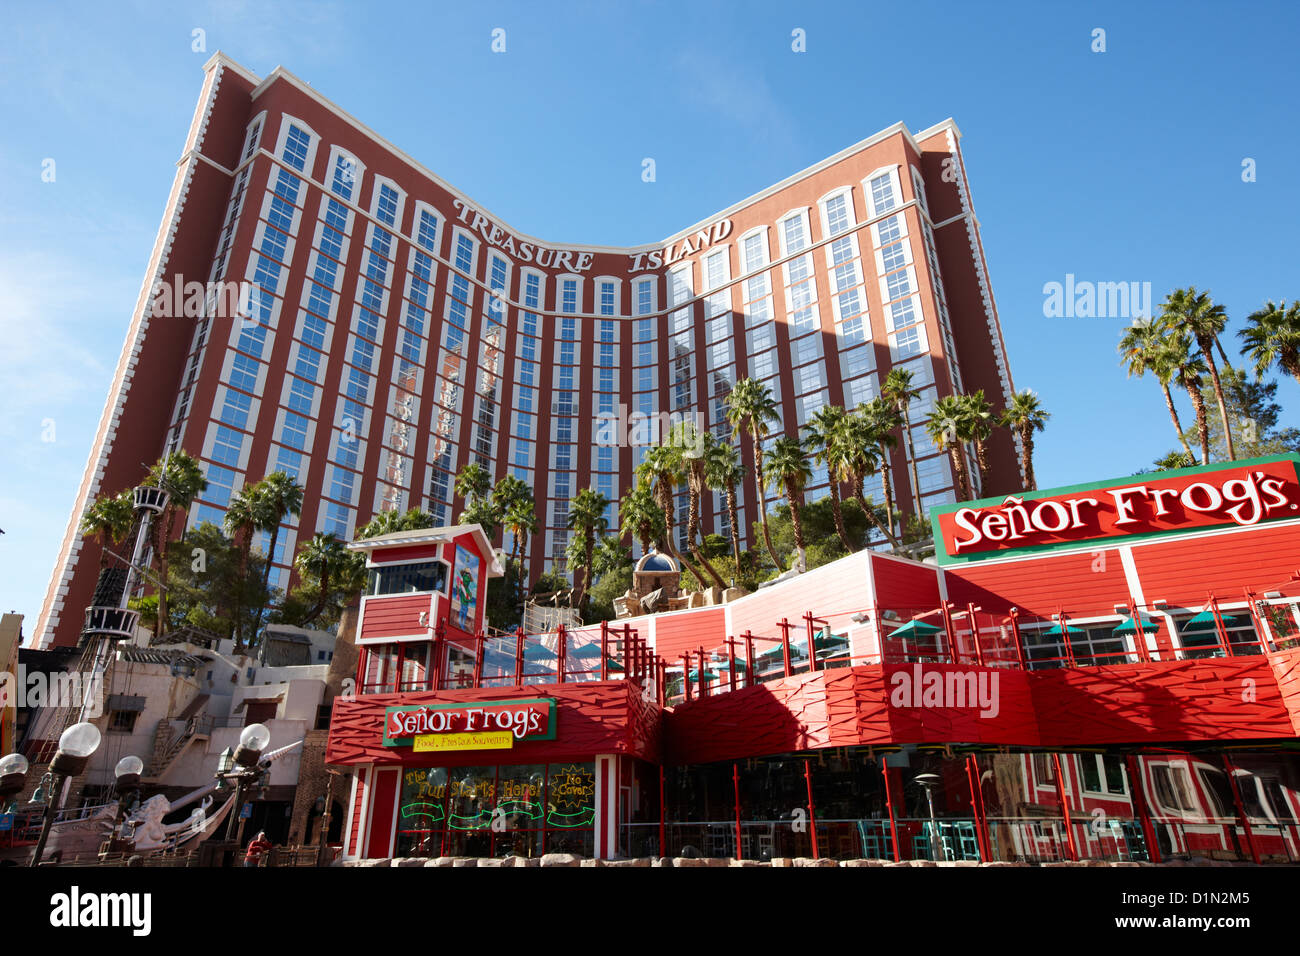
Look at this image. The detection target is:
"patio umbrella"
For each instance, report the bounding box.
[1112,614,1159,636]
[523,642,557,661]
[888,620,942,639]
[1180,611,1248,632]
[813,627,848,650]
[1040,621,1085,637]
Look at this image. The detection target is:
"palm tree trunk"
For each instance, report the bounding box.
[154,508,176,640]
[658,485,705,587]
[725,482,742,571]
[1161,384,1196,461]
[787,490,806,573]
[948,444,971,500]
[751,436,781,570]
[1199,336,1236,459]
[974,439,990,490]
[303,568,331,627]
[853,472,901,549]
[1188,387,1211,464]
[827,481,853,552]
[1019,427,1037,491]
[901,409,923,515]
[687,486,727,591]
[234,535,252,650]
[877,441,896,539]
[253,522,281,636]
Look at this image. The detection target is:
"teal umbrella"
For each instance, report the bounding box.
[1113,614,1159,636]
[523,643,556,661]
[1181,612,1248,633]
[688,668,719,682]
[813,627,848,651]
[569,643,603,659]
[1040,621,1085,637]
[888,620,942,639]
[714,657,749,672]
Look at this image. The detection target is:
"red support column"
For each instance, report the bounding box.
[556,623,567,684]
[658,765,666,858]
[1007,609,1027,670]
[940,601,958,664]
[1125,755,1163,864]
[681,655,692,702]
[882,756,901,862]
[600,620,609,681]
[1221,754,1261,865]
[967,603,985,667]
[1209,593,1231,658]
[965,755,992,862]
[732,763,743,861]
[743,631,756,688]
[1126,594,1152,663]
[698,645,708,697]
[726,636,738,692]
[1057,609,1077,668]
[804,612,820,673]
[1052,753,1078,860]
[472,632,484,688]
[1243,590,1272,654]
[432,622,446,690]
[778,617,794,676]
[514,629,525,688]
[803,760,819,859]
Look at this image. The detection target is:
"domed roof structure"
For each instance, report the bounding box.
[635,550,677,574]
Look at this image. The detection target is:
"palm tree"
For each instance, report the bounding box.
[1166,331,1212,463]
[1159,287,1236,459]
[357,507,438,540]
[668,422,727,591]
[619,481,667,557]
[80,490,135,570]
[251,471,304,634]
[1119,319,1197,462]
[723,377,782,570]
[927,396,972,501]
[224,484,273,649]
[703,439,745,570]
[958,390,994,492]
[501,497,538,606]
[565,488,609,612]
[1240,299,1300,386]
[294,532,362,627]
[839,413,900,547]
[455,462,491,508]
[637,443,705,586]
[881,369,925,518]
[859,398,901,538]
[763,436,813,573]
[147,451,208,638]
[999,390,1050,491]
[803,405,854,552]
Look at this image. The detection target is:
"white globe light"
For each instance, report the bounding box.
[239,723,271,752]
[115,755,144,777]
[58,722,102,759]
[0,753,29,776]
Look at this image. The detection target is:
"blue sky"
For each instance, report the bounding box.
[1,0,1297,630]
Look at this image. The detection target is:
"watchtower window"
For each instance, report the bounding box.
[366,560,448,596]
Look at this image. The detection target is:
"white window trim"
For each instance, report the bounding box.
[273,113,321,174]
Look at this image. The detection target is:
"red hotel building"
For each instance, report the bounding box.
[37,52,1018,650]
[330,455,1300,863]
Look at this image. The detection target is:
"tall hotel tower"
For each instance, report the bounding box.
[36,54,1019,649]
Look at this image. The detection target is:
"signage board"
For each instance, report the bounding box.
[384,698,557,748]
[931,455,1300,565]
[413,731,514,753]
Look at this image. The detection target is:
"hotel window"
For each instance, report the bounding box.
[635,277,656,315]
[598,279,617,316]
[704,249,729,291]
[281,124,312,173]
[819,189,855,239]
[240,117,264,164]
[1079,755,1128,796]
[867,169,900,217]
[889,324,926,362]
[561,278,579,314]
[845,375,876,408]
[911,166,930,218]
[874,213,905,248]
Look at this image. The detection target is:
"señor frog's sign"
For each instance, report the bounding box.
[383,698,557,748]
[931,455,1300,564]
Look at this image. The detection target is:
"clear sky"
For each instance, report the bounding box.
[1,0,1297,632]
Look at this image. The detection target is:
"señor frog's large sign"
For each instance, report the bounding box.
[931,455,1300,564]
[383,699,557,748]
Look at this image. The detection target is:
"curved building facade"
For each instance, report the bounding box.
[36,53,1020,649]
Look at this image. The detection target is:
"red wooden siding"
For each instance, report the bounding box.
[365,768,399,858]
[871,554,942,612]
[348,768,366,857]
[943,547,1131,618]
[1129,523,1300,604]
[369,543,443,564]
[727,550,872,642]
[358,593,432,641]
[665,651,1300,764]
[652,608,726,661]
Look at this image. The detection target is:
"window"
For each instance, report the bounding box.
[366,560,449,596]
[108,710,138,733]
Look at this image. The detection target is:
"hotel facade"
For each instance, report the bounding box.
[36,52,1019,651]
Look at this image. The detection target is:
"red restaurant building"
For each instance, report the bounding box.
[328,455,1300,864]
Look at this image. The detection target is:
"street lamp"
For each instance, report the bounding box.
[914,772,946,862]
[30,721,102,866]
[112,755,144,833]
[219,724,271,845]
[0,753,29,811]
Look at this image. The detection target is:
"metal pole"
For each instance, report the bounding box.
[1221,754,1261,864]
[881,755,900,862]
[600,620,609,681]
[1057,609,1077,668]
[732,763,743,861]
[1052,754,1077,860]
[1209,593,1231,658]
[940,602,957,664]
[658,765,666,858]
[804,613,820,673]
[557,623,567,684]
[28,773,65,867]
[1008,609,1027,669]
[967,603,985,667]
[779,618,793,676]
[803,760,819,859]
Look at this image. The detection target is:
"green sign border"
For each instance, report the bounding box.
[929,453,1300,566]
[383,697,558,747]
